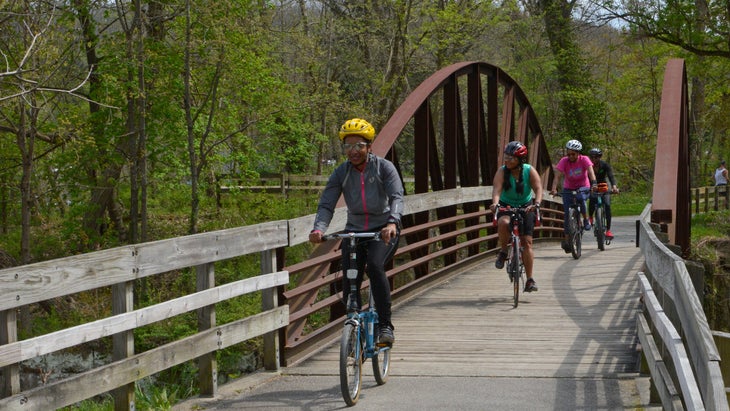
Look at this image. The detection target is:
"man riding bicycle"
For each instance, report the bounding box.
[309,118,404,346]
[490,141,543,293]
[588,148,619,239]
[550,139,597,253]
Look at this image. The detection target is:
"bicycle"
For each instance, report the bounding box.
[556,187,590,260]
[322,232,391,406]
[493,205,540,308]
[592,183,610,251]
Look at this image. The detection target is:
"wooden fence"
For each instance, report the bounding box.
[691,185,729,213]
[637,204,728,410]
[0,223,290,410]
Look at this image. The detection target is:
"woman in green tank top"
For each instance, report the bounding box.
[489,141,543,293]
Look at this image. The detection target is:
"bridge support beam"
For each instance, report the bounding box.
[652,58,691,258]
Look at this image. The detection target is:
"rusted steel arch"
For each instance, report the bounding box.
[372,61,554,193]
[651,58,690,258]
[369,61,554,274]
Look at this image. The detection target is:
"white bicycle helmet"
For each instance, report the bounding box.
[565,139,583,152]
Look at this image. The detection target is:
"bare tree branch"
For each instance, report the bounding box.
[0,7,119,109]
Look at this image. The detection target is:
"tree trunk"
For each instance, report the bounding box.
[184,0,199,235]
[74,0,127,248]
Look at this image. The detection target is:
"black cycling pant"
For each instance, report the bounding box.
[589,193,613,229]
[340,230,400,326]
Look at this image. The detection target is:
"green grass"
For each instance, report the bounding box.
[608,190,650,216]
[691,210,730,239]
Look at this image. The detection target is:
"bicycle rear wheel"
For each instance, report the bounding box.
[340,322,362,406]
[569,209,582,259]
[594,206,605,251]
[372,344,391,385]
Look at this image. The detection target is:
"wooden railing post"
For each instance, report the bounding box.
[0,309,19,397]
[112,281,135,411]
[197,262,217,396]
[261,250,281,371]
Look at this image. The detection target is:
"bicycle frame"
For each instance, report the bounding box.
[557,188,589,260]
[592,189,609,250]
[494,205,540,307]
[322,232,391,406]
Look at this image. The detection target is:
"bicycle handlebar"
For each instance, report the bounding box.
[492,204,541,227]
[552,187,592,196]
[322,232,381,241]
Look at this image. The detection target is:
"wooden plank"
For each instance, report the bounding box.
[640,274,705,410]
[0,271,289,368]
[0,247,135,310]
[638,312,682,410]
[0,221,288,312]
[288,209,347,246]
[0,307,289,411]
[135,221,288,277]
[673,259,729,410]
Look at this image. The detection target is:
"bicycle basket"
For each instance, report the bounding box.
[597,183,609,193]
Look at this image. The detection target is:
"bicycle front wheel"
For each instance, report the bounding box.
[595,206,605,251]
[569,209,582,259]
[340,322,363,406]
[372,344,391,385]
[510,240,521,307]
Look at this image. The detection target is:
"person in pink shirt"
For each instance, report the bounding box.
[549,140,597,253]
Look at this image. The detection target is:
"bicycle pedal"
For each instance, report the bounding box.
[376,342,392,348]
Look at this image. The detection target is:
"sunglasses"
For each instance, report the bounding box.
[342,142,369,152]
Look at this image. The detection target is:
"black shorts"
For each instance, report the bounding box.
[497,203,536,236]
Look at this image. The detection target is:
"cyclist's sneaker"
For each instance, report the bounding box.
[583,219,591,231]
[561,240,571,253]
[606,229,614,239]
[378,324,394,346]
[524,278,538,292]
[495,250,508,269]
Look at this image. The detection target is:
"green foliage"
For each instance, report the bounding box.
[136,375,192,411]
[61,395,113,411]
[690,210,730,331]
[691,210,730,239]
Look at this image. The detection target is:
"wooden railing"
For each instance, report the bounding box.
[691,186,729,213]
[637,204,728,410]
[0,223,290,410]
[0,186,566,410]
[216,173,417,197]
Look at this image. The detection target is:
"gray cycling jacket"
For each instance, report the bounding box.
[313,153,404,233]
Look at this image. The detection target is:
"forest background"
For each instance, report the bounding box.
[1,0,730,408]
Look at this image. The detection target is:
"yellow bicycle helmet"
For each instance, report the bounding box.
[338,118,376,141]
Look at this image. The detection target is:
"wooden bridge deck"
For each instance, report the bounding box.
[175,216,651,410]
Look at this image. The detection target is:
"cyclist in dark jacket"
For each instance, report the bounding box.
[490,141,543,293]
[588,148,620,239]
[309,118,403,346]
